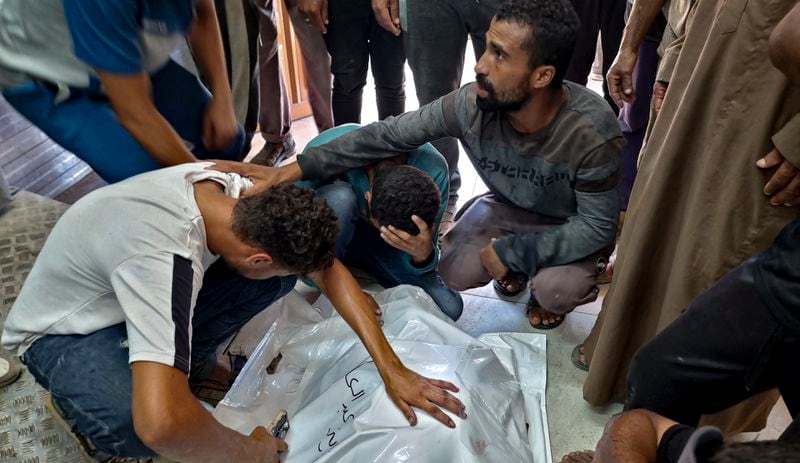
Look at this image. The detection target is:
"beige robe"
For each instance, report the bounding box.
[583,0,800,434]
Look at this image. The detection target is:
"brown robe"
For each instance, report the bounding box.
[583,0,800,434]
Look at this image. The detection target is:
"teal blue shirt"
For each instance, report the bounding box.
[298,124,449,276]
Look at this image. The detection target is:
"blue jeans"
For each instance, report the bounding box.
[21,261,296,458]
[318,182,463,321]
[2,60,246,184]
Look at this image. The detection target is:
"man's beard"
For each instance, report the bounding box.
[475,74,527,112]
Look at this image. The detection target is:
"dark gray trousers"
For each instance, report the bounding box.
[440,195,603,314]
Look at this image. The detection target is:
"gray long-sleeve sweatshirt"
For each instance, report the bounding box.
[298,82,623,276]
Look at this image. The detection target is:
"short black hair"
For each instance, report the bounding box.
[370,165,441,235]
[495,0,579,87]
[232,184,337,274]
[706,441,800,462]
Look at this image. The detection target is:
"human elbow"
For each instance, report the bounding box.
[592,214,618,248]
[132,403,185,452]
[769,15,800,82]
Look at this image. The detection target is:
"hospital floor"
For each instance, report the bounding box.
[0,52,792,463]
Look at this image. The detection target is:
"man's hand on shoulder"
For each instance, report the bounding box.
[208,161,302,196]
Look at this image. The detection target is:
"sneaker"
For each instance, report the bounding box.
[0,352,21,388]
[250,138,297,167]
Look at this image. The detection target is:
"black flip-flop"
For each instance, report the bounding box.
[493,270,529,297]
[527,295,565,330]
[571,344,589,371]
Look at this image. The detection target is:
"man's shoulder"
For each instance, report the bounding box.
[407,147,449,188]
[561,81,623,144]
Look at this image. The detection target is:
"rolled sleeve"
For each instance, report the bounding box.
[772,113,800,168]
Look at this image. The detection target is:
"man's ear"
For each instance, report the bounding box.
[530,64,556,89]
[245,252,273,266]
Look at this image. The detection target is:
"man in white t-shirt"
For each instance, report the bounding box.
[2,163,465,462]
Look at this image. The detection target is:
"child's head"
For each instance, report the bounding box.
[367,164,441,234]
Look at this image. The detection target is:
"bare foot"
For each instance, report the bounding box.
[527,308,563,327]
[560,450,595,463]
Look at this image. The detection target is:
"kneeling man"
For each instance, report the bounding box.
[300,124,463,321]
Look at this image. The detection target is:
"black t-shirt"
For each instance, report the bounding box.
[754,219,800,334]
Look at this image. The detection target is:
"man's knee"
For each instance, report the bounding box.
[531,268,598,314]
[625,343,661,410]
[317,182,358,218]
[438,251,479,292]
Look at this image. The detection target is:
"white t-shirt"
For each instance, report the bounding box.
[2,163,252,374]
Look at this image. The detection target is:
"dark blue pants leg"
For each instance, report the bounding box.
[190,260,297,378]
[2,60,245,184]
[22,260,293,457]
[23,325,156,458]
[315,182,360,260]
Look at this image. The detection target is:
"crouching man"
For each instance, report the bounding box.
[300,124,463,321]
[1,163,464,462]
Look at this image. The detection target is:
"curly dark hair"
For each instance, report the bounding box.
[370,164,441,235]
[706,441,800,463]
[231,184,337,274]
[496,0,579,87]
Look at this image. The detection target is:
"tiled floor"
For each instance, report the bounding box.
[1,41,793,463]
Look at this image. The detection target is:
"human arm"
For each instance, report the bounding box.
[308,259,466,428]
[592,409,678,463]
[111,254,285,461]
[491,140,622,286]
[131,362,286,462]
[97,71,198,166]
[755,3,800,207]
[188,0,239,151]
[607,0,669,107]
[770,1,800,84]
[297,86,469,180]
[372,0,401,36]
[61,0,198,167]
[210,87,470,193]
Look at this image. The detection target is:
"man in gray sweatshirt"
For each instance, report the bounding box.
[215,0,622,329]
